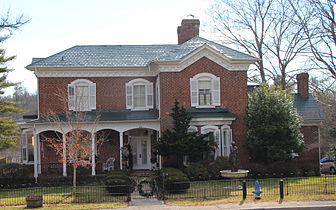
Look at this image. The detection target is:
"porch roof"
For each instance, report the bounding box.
[27,110,159,123]
[186,108,236,118]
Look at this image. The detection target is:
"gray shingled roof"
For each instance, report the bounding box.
[293,93,324,122]
[26,37,257,68]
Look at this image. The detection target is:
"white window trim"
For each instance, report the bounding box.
[221,125,232,158]
[201,125,221,159]
[125,79,153,111]
[68,79,96,111]
[190,73,220,108]
[21,130,34,164]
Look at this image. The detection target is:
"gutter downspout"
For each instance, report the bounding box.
[35,67,40,120]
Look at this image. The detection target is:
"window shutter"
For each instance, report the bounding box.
[156,80,160,109]
[146,82,153,109]
[68,84,75,111]
[190,78,198,107]
[222,129,230,157]
[228,129,232,155]
[212,77,220,106]
[126,83,133,109]
[89,83,96,110]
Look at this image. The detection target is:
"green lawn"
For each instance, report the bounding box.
[1,175,336,207]
[0,184,127,206]
[165,175,336,200]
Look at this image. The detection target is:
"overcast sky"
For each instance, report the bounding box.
[1,0,214,95]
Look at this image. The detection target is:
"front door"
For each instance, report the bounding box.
[130,136,151,170]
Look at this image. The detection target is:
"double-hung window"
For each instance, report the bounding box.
[21,131,34,163]
[126,79,153,110]
[190,73,220,108]
[68,79,96,111]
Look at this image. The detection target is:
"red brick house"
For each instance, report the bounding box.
[20,19,323,179]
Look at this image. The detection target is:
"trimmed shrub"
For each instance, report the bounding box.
[0,163,30,178]
[207,157,231,179]
[267,161,298,177]
[104,170,134,195]
[184,163,210,181]
[157,168,190,194]
[66,165,91,176]
[246,162,269,178]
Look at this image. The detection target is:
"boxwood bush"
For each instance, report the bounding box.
[184,163,210,181]
[157,168,190,194]
[104,170,135,195]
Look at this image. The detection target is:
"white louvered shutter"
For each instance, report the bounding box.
[126,83,133,109]
[212,77,220,106]
[228,129,232,156]
[190,78,198,107]
[147,82,153,109]
[222,129,229,157]
[68,84,75,111]
[89,83,96,110]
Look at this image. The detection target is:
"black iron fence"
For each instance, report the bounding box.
[1,175,335,206]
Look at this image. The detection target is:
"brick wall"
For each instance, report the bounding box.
[294,125,320,174]
[38,76,157,117]
[159,57,249,165]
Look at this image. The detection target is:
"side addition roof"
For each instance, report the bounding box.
[26,36,257,69]
[293,93,324,122]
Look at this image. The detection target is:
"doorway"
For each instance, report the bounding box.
[130,136,151,170]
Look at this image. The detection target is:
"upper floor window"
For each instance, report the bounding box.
[126,79,153,110]
[190,73,220,108]
[68,79,96,111]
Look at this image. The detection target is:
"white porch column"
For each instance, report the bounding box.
[91,132,96,176]
[33,131,38,182]
[119,132,123,169]
[37,135,41,174]
[62,134,67,177]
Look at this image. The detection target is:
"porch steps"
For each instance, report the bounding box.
[130,170,158,200]
[131,170,156,178]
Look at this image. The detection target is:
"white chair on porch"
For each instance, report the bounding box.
[102,157,115,172]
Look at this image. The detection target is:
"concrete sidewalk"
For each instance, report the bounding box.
[108,200,336,210]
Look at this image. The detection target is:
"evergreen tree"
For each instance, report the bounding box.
[154,100,216,169]
[0,12,29,149]
[247,84,304,163]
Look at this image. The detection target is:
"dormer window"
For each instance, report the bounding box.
[126,79,153,110]
[68,79,96,111]
[190,73,220,108]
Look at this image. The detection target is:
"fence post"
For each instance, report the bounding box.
[242,180,247,200]
[279,179,284,200]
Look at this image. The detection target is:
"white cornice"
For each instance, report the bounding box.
[34,68,158,78]
[302,121,323,127]
[190,117,236,126]
[154,45,254,72]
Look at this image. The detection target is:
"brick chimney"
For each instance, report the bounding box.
[177,19,200,45]
[296,73,309,98]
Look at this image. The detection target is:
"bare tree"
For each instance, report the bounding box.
[293,0,336,79]
[43,90,105,195]
[266,0,309,89]
[209,0,273,83]
[208,0,308,89]
[310,77,336,156]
